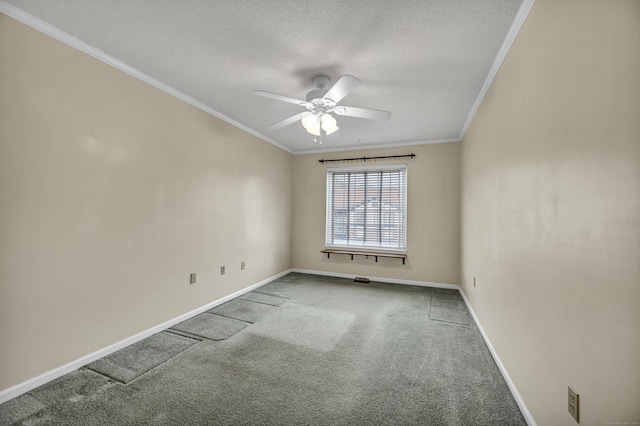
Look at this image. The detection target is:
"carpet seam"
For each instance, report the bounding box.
[238,298,288,307]
[166,329,226,342]
[82,367,128,385]
[252,290,292,299]
[82,334,202,385]
[428,318,471,327]
[201,311,258,325]
[207,313,255,324]
[0,272,531,425]
[164,329,204,341]
[0,269,294,405]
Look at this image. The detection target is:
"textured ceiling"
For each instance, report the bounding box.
[2,0,531,153]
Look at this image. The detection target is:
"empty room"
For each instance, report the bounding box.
[0,1,638,425]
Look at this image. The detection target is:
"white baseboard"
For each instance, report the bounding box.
[457,289,537,426]
[291,268,459,289]
[294,268,536,425]
[0,269,291,404]
[1,268,535,426]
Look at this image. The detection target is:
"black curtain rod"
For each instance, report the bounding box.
[318,153,415,164]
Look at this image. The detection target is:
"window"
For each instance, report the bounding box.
[326,164,407,252]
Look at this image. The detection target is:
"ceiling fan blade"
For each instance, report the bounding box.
[334,106,392,121]
[268,111,311,130]
[254,90,309,107]
[323,75,361,103]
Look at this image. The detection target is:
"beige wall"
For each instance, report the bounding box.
[3,1,639,422]
[0,14,292,392]
[461,1,640,425]
[292,143,460,285]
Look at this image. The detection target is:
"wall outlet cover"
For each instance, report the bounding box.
[568,385,579,423]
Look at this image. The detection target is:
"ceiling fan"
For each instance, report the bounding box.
[254,75,391,142]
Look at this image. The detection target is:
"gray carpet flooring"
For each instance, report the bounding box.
[208,299,277,324]
[169,313,248,341]
[86,332,199,383]
[238,292,288,306]
[0,273,526,425]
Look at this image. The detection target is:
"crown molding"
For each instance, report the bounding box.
[458,0,536,142]
[294,137,460,155]
[1,0,534,156]
[0,1,294,155]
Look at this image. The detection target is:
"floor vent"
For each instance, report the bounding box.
[354,277,370,283]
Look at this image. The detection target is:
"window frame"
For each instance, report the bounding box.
[325,164,407,254]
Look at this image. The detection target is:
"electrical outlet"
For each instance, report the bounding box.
[473,277,476,288]
[220,265,225,275]
[568,385,579,423]
[189,273,196,284]
[241,261,245,270]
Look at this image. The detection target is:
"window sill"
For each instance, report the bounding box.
[321,249,407,265]
[324,245,406,255]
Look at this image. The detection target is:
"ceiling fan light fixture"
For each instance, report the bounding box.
[301,114,321,135]
[321,113,339,135]
[256,74,390,142]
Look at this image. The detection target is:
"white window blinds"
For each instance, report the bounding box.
[326,165,407,252]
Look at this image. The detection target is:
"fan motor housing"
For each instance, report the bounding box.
[312,74,330,88]
[306,89,328,102]
[306,90,337,111]
[306,74,336,105]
